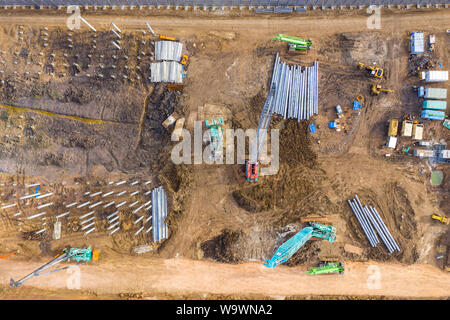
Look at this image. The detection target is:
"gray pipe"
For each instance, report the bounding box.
[348,200,375,247]
[364,206,394,253]
[371,207,401,252]
[354,195,379,243]
[353,198,379,244]
[369,206,396,250]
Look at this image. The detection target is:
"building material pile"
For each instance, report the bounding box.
[154,40,183,62]
[151,186,168,243]
[347,194,400,254]
[150,61,183,83]
[269,53,319,121]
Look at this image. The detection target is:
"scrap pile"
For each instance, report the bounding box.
[347,194,400,254]
[269,53,319,121]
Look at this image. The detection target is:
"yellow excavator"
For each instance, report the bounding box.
[371,84,393,95]
[358,62,384,79]
[432,214,449,225]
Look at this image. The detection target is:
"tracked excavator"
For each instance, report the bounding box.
[432,214,449,225]
[371,84,393,95]
[10,247,98,288]
[264,222,336,268]
[358,62,384,79]
[245,84,276,182]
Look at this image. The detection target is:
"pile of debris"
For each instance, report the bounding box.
[347,194,400,254]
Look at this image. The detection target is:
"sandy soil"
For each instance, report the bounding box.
[0,9,449,299]
[1,256,449,298]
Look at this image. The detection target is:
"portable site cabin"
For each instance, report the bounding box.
[439,150,450,159]
[386,136,397,149]
[410,32,425,55]
[419,70,449,82]
[401,120,413,137]
[423,100,447,111]
[413,149,435,158]
[388,119,398,137]
[421,110,446,120]
[412,123,424,140]
[418,87,447,99]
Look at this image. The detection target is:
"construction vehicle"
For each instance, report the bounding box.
[371,84,393,95]
[246,85,276,182]
[264,222,336,268]
[388,119,398,137]
[356,94,365,106]
[358,62,384,79]
[180,54,189,66]
[272,34,313,52]
[432,214,449,225]
[204,118,224,162]
[10,247,98,288]
[306,261,345,275]
[159,35,176,41]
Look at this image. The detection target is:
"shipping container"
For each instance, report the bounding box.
[422,100,447,110]
[440,150,450,159]
[388,119,398,137]
[386,136,397,149]
[419,70,448,82]
[418,87,447,99]
[401,120,413,137]
[410,32,424,54]
[413,149,435,158]
[412,123,424,140]
[421,110,446,120]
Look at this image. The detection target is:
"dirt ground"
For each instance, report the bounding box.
[0,8,449,299]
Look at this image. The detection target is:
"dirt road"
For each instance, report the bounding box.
[1,9,449,299]
[0,10,449,37]
[1,256,449,298]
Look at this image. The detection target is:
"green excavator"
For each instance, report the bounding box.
[306,261,345,275]
[272,34,313,52]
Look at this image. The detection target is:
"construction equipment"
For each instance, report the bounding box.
[180,54,189,66]
[358,62,384,79]
[264,222,336,268]
[306,261,345,275]
[159,35,176,41]
[432,214,449,225]
[356,94,365,106]
[204,118,224,161]
[272,34,313,52]
[371,84,393,95]
[246,84,276,182]
[10,247,98,288]
[388,119,399,137]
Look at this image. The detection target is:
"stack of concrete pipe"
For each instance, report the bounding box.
[269,53,319,121]
[347,194,400,254]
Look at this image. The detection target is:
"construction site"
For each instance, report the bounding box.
[0,3,449,300]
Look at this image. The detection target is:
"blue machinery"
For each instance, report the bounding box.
[264,222,336,268]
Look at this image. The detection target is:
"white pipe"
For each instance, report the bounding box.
[80,17,97,32]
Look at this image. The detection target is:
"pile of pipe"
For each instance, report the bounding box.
[347,194,400,254]
[154,40,183,62]
[152,186,168,243]
[269,53,319,121]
